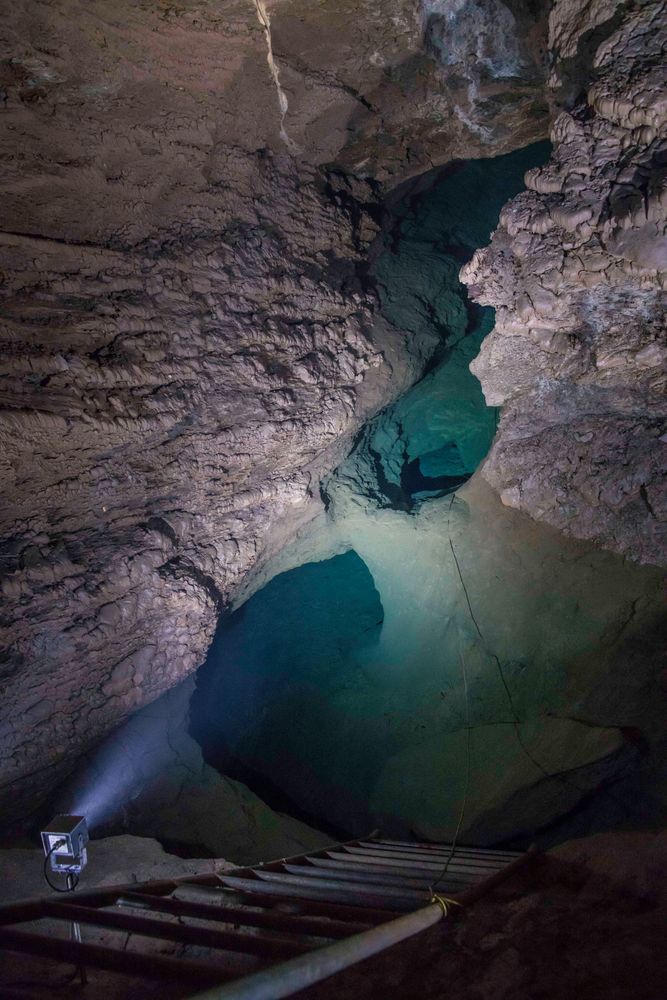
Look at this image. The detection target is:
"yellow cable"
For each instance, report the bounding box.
[430,893,463,917]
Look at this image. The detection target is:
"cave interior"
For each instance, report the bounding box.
[1,0,666,996]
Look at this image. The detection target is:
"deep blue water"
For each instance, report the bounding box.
[191,551,384,832]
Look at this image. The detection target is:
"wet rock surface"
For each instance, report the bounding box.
[183,128,665,848]
[1,0,664,875]
[357,142,551,509]
[462,0,667,563]
[192,473,666,844]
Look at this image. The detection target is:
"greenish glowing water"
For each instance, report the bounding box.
[191,144,666,845]
[368,142,551,502]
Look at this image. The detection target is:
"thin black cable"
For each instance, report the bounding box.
[446,501,637,818]
[432,630,472,892]
[450,531,556,779]
[43,840,79,893]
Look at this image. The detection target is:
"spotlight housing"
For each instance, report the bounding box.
[41,814,89,874]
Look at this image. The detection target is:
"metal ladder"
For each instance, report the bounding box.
[0,836,532,999]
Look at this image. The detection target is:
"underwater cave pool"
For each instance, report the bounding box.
[189,142,666,846]
[191,550,385,835]
[190,492,665,844]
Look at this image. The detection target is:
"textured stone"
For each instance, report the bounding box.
[57,677,329,864]
[270,0,549,179]
[183,120,666,847]
[462,0,667,563]
[0,203,411,832]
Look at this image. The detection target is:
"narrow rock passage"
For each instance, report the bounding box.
[355,142,552,510]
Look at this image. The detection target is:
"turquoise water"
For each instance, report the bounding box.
[368,141,551,503]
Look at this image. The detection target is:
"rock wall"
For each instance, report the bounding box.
[0,167,410,831]
[297,830,667,1000]
[267,0,549,179]
[192,112,665,845]
[462,0,667,563]
[0,1,548,832]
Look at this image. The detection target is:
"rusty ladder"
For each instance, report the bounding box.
[0,836,532,999]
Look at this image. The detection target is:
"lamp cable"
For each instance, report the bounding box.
[43,840,80,893]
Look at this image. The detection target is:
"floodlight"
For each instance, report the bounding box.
[41,814,89,875]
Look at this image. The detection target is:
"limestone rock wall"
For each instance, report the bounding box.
[59,678,330,865]
[0,172,410,830]
[462,0,667,563]
[268,0,549,179]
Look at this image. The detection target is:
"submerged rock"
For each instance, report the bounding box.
[1,0,663,862]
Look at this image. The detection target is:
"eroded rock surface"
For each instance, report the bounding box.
[59,678,329,865]
[268,0,549,179]
[462,0,667,563]
[0,168,409,832]
[301,830,667,1000]
[183,131,665,846]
